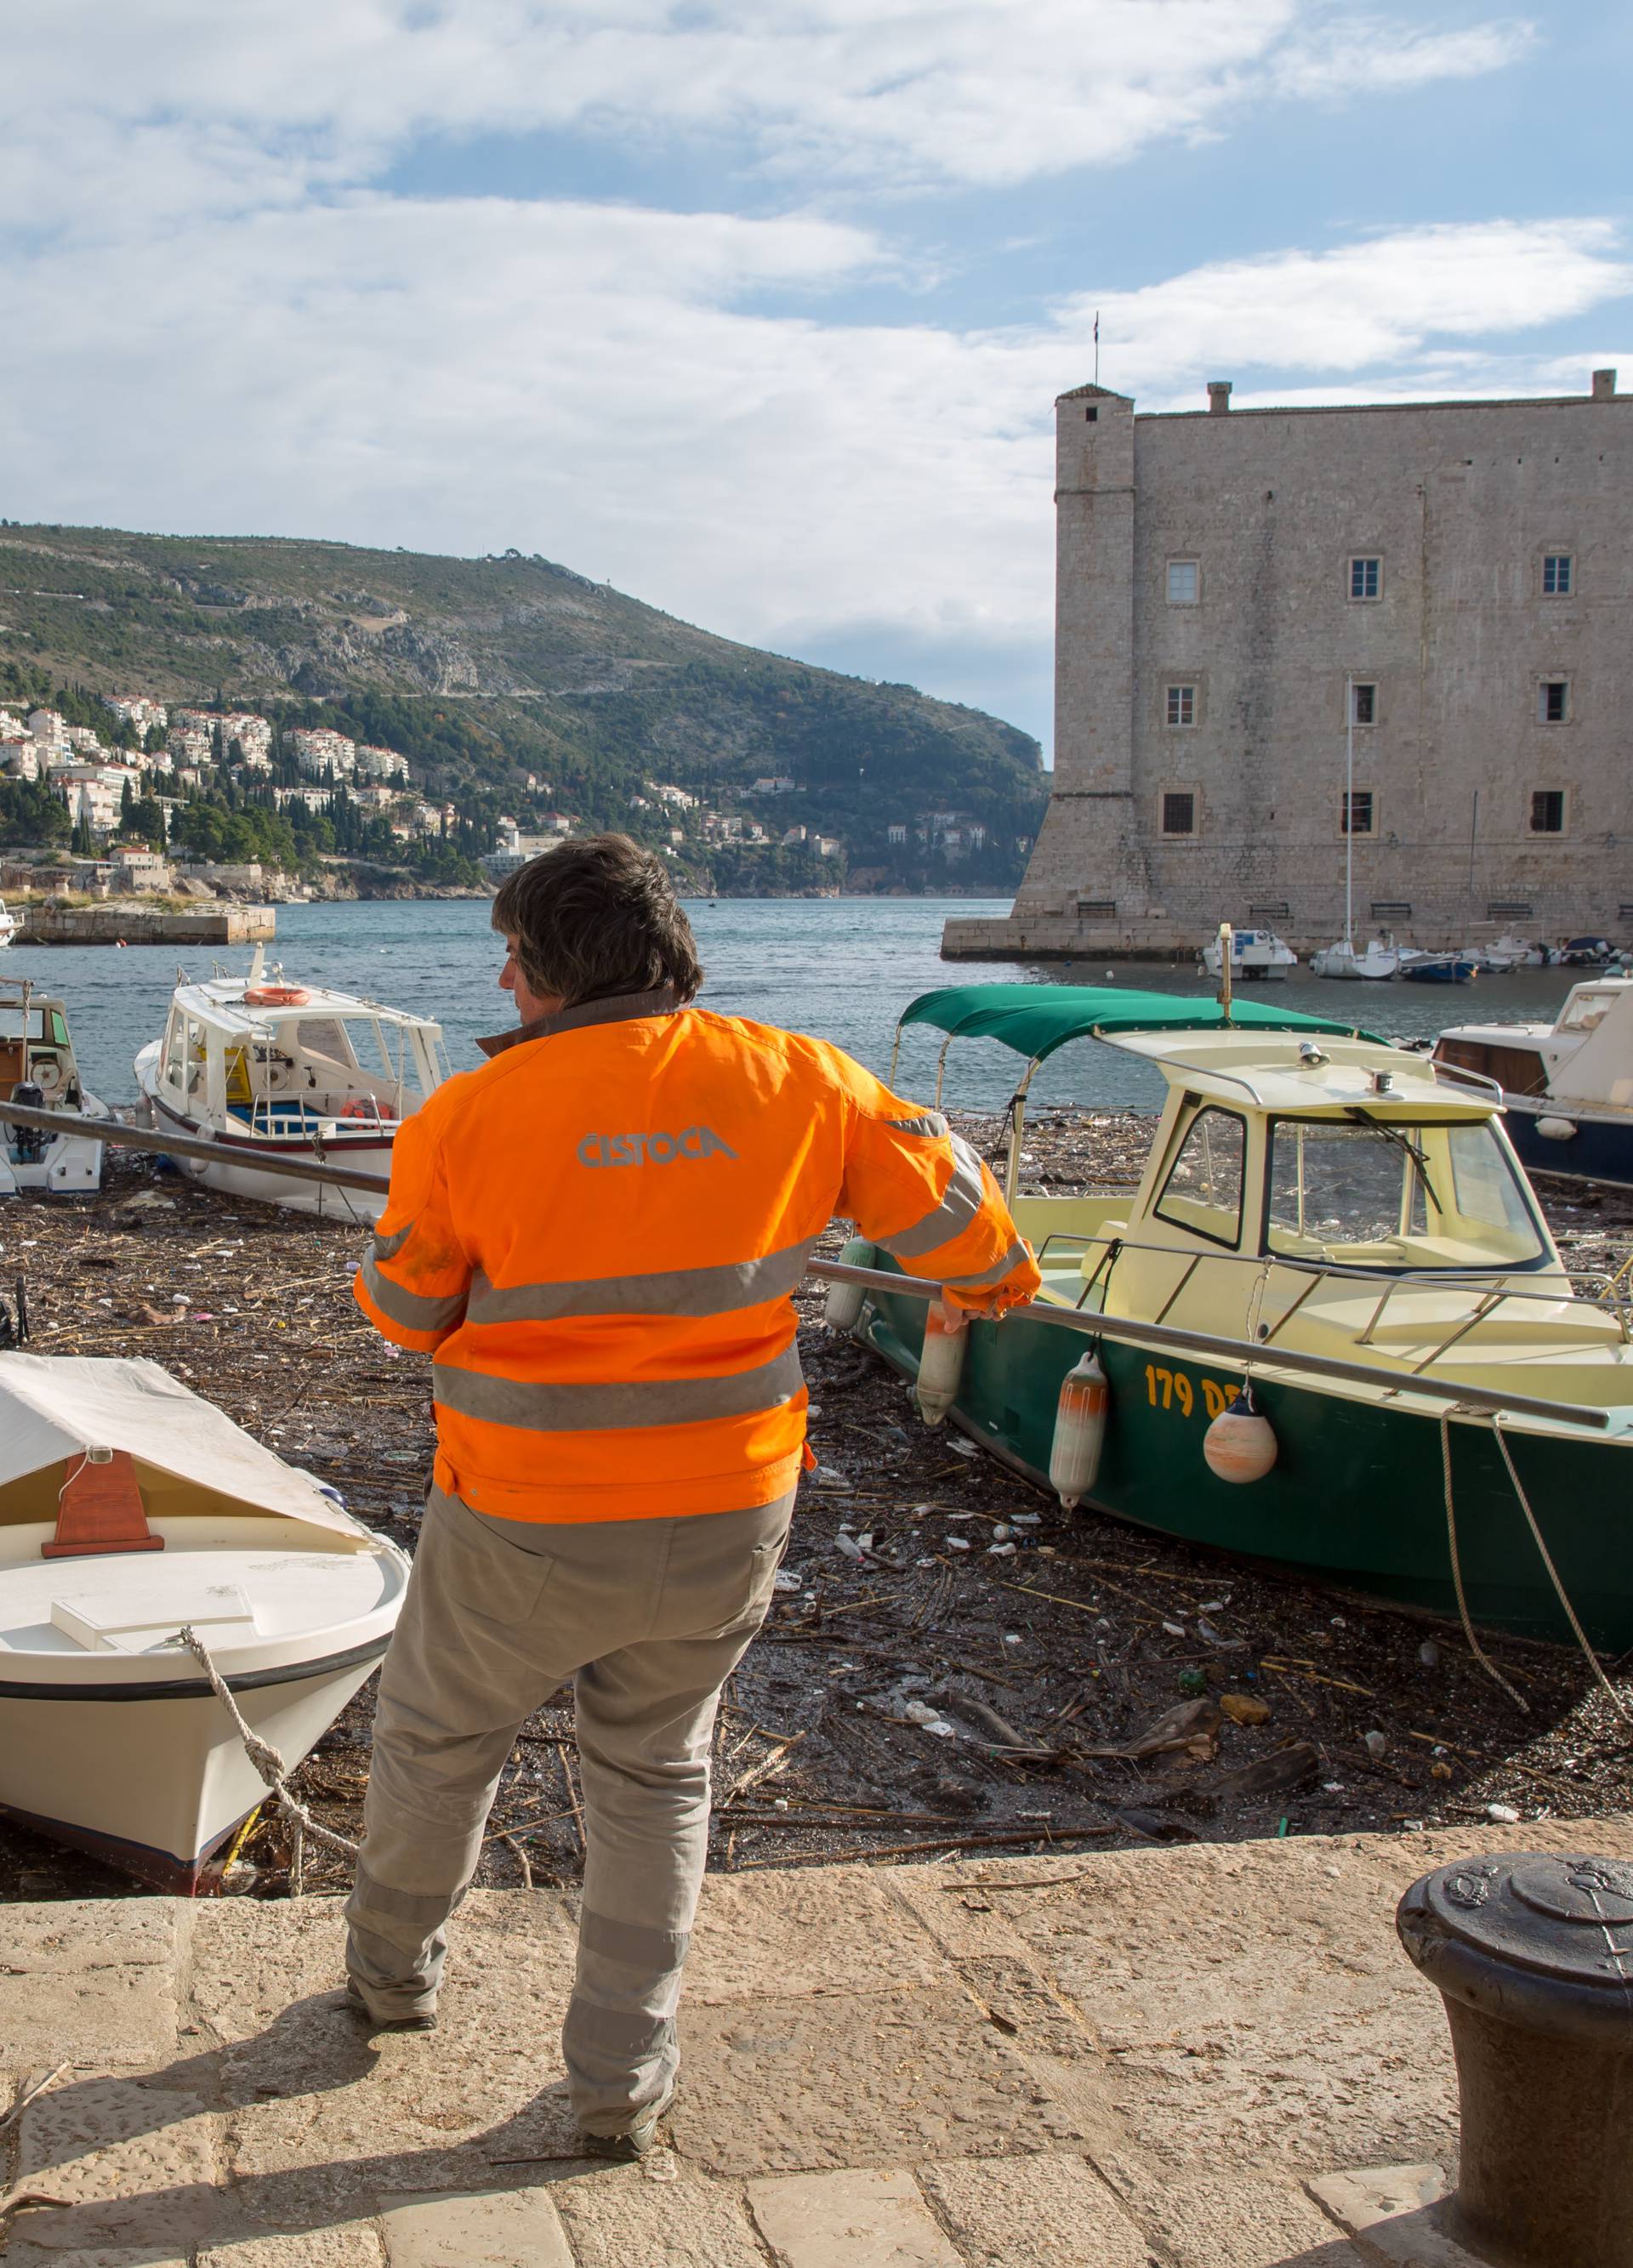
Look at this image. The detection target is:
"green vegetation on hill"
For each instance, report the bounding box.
[0,524,1045,890]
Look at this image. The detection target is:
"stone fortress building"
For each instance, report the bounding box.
[944,370,1632,960]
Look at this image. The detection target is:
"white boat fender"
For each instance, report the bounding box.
[915,1300,967,1427]
[1536,1117,1578,1143]
[1203,1384,1278,1485]
[823,1236,876,1333]
[1050,1347,1108,1509]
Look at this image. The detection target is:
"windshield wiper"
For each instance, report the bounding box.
[1344,1108,1442,1216]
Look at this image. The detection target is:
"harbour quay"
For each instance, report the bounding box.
[15,903,276,946]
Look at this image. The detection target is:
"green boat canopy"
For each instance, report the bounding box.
[897,983,1381,1065]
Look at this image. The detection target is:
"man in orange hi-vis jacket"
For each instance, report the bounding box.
[345,834,1038,2156]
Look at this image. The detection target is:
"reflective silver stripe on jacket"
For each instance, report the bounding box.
[884,1110,948,1140]
[942,1237,1032,1293]
[372,1221,414,1261]
[465,1238,814,1327]
[432,1341,804,1433]
[879,1133,988,1261]
[357,1253,469,1335]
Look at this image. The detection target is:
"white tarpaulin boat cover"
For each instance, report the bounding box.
[0,1353,360,1538]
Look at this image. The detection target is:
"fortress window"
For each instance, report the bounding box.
[1161,791,1197,836]
[1084,406,1098,422]
[1349,556,1381,601]
[1542,553,1573,596]
[1539,679,1568,724]
[1351,682,1376,725]
[1340,791,1375,837]
[1165,684,1196,727]
[1530,790,1566,835]
[1166,560,1199,605]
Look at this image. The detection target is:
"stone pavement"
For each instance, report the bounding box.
[3,1816,1630,2267]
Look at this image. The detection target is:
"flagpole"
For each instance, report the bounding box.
[1094,311,1100,387]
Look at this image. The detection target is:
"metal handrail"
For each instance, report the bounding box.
[1011,1225,1610,1314]
[810,1258,1616,1434]
[1,1094,1620,1431]
[0,1097,390,1194]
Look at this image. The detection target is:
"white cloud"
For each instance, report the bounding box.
[5,0,1534,224]
[5,206,1624,702]
[1076,221,1633,389]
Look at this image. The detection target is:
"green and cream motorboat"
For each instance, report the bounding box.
[835,983,1633,1651]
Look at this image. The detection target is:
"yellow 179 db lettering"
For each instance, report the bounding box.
[1144,1365,1230,1421]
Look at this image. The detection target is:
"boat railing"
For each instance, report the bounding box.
[1156,1057,1268,1105]
[813,1256,1616,1435]
[1431,1060,1507,1103]
[1018,1227,1630,1346]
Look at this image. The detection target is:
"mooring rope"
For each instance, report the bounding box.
[1437,1413,1530,1714]
[179,1624,360,1886]
[1489,1424,1633,1733]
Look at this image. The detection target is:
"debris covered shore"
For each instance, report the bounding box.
[3,1113,1633,1904]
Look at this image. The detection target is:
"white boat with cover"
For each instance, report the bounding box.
[1198,926,1297,981]
[0,899,17,950]
[1311,935,1398,981]
[0,1353,408,1890]
[1,976,110,1196]
[134,952,449,1220]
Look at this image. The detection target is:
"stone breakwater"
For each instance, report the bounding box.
[16,904,276,946]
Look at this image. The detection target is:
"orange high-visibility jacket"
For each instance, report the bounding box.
[353,989,1039,1522]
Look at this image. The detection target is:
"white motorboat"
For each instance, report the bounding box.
[1435,975,1633,1187]
[134,953,449,1221]
[1198,925,1297,981]
[1481,932,1552,969]
[1311,935,1398,981]
[0,1352,408,1890]
[0,899,17,950]
[1,977,110,1196]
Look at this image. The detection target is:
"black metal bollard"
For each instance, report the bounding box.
[1397,1851,1633,2267]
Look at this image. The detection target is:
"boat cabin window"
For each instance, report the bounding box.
[1558,988,1616,1033]
[1153,1107,1246,1248]
[1264,1117,1545,1269]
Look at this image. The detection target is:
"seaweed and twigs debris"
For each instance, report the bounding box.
[3,1128,1633,1900]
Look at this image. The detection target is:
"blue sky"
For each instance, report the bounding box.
[3,3,1629,756]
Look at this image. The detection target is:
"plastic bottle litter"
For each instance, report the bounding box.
[987,1541,1017,1557]
[834,1533,865,1560]
[1363,1730,1389,1760]
[904,1701,959,1738]
[1486,1802,1521,1824]
[945,1536,972,1552]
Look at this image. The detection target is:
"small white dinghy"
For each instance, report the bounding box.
[0,1354,408,1891]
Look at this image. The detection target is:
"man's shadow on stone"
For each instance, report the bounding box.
[11,1987,619,2254]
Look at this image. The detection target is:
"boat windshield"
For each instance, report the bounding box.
[1264,1117,1547,1270]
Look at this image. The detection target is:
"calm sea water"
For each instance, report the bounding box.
[6,897,1588,1117]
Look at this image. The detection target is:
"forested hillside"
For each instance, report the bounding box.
[0,524,1044,890]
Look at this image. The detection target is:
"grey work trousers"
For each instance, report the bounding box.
[343,1481,793,2132]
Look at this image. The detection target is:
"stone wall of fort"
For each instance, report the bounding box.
[950,372,1632,960]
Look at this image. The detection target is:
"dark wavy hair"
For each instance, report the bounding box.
[491,833,703,1007]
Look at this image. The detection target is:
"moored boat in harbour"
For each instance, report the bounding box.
[1434,975,1633,1188]
[1,977,110,1196]
[841,981,1633,1651]
[1311,935,1397,980]
[1198,925,1297,981]
[134,953,448,1220]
